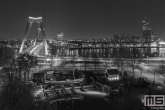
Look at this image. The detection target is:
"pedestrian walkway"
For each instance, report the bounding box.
[126,68,165,86]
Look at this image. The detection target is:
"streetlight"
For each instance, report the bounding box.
[73,63,75,79]
[143,54,145,59]
[147,56,148,65]
[94,41,96,72]
[71,99,74,110]
[51,55,53,70]
[153,70,156,95]
[103,54,107,70]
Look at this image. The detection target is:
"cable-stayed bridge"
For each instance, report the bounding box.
[16,16,48,58]
[16,16,79,72]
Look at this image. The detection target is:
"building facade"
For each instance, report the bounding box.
[49,18,160,58]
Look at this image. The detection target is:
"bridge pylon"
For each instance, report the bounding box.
[19,16,48,56]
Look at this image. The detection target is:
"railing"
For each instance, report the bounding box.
[53,55,78,72]
[93,81,111,94]
[53,58,68,71]
[144,77,165,87]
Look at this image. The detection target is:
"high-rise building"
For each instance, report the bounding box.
[151,31,157,41]
[57,32,64,41]
[142,17,152,42]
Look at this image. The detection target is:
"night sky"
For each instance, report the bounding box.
[0,0,165,40]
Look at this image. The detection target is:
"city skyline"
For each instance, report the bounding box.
[0,0,165,40]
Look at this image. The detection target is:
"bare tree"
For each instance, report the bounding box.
[82,57,93,71]
[93,56,101,72]
[136,62,144,77]
[25,55,37,81]
[82,60,87,71]
[158,60,165,75]
[128,55,142,77]
[17,54,37,82]
[0,72,36,110]
[113,57,127,76]
[0,46,15,66]
[0,46,16,84]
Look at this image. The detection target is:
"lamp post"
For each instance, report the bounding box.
[103,54,107,70]
[72,99,74,110]
[114,57,115,69]
[147,56,148,65]
[51,55,53,70]
[153,70,155,95]
[141,66,143,77]
[164,75,165,92]
[73,63,75,79]
[95,41,96,72]
[156,49,159,57]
